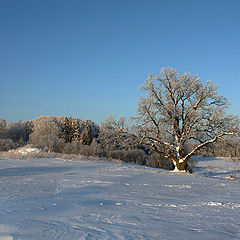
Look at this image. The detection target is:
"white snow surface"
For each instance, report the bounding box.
[0,156,239,239]
[7,145,44,156]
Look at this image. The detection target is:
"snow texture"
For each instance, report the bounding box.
[13,146,43,155]
[0,156,239,239]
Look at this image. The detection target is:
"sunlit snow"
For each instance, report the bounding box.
[0,155,239,239]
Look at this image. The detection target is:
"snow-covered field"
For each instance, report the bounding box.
[0,154,239,239]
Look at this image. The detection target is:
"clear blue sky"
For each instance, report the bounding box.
[1,0,240,124]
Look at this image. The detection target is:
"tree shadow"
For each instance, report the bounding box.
[0,166,74,177]
[197,168,240,180]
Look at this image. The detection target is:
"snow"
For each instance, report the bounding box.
[171,168,186,173]
[194,156,239,179]
[17,147,42,155]
[6,145,44,156]
[0,156,240,239]
[0,224,14,240]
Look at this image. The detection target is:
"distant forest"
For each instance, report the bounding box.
[0,116,239,170]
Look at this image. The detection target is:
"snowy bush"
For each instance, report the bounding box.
[146,152,174,170]
[0,138,17,151]
[0,120,32,151]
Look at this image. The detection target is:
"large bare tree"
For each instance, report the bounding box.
[135,67,239,171]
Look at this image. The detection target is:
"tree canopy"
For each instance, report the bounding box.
[135,67,240,171]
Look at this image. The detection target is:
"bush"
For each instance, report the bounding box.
[32,135,65,153]
[106,149,146,165]
[0,120,33,151]
[146,153,174,170]
[0,138,17,151]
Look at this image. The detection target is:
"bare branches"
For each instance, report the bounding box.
[135,67,240,170]
[184,132,235,161]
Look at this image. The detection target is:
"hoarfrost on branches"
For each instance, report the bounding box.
[135,67,240,171]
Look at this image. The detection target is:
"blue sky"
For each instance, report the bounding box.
[1,0,240,124]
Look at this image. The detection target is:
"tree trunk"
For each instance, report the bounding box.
[173,159,187,172]
[168,154,188,172]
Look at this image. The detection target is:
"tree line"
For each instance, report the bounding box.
[0,116,170,168]
[1,67,240,171]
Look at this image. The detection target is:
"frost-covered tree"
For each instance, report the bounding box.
[100,114,127,133]
[80,124,93,145]
[58,117,98,144]
[135,67,240,171]
[58,117,74,143]
[5,121,33,144]
[0,119,6,137]
[73,119,81,140]
[30,116,62,152]
[0,119,33,150]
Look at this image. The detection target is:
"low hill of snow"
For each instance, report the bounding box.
[0,156,239,239]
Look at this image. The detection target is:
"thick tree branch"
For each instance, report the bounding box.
[184,132,235,161]
[136,67,240,171]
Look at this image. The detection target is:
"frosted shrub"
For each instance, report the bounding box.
[146,153,174,170]
[106,149,146,165]
[0,138,17,151]
[0,120,33,150]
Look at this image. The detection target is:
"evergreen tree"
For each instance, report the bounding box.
[80,124,93,145]
[59,117,74,143]
[73,119,81,140]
